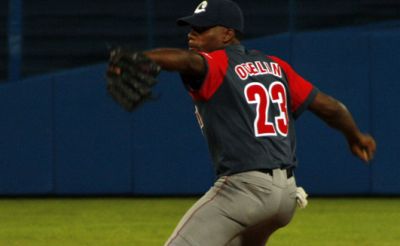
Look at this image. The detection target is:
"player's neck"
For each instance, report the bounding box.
[223,38,240,48]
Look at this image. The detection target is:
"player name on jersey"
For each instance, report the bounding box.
[234,61,282,80]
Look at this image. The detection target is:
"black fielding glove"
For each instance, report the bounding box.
[106,48,161,111]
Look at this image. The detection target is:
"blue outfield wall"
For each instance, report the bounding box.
[0,25,399,196]
[0,66,214,196]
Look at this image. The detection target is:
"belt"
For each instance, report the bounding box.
[258,167,294,178]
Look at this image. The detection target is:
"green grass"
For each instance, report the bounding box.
[0,198,399,245]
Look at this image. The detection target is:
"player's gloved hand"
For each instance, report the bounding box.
[296,187,308,209]
[106,48,161,111]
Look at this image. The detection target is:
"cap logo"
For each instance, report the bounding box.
[194,1,208,14]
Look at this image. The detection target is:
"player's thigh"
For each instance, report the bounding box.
[276,176,297,226]
[227,221,279,246]
[226,174,297,246]
[168,208,244,246]
[165,177,244,246]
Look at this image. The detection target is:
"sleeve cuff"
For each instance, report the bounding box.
[293,87,319,119]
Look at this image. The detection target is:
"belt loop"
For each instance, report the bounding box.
[286,167,294,178]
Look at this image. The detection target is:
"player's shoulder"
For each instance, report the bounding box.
[265,55,292,70]
[198,48,227,61]
[267,55,285,63]
[244,48,284,63]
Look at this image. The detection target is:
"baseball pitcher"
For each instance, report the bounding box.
[106,0,376,245]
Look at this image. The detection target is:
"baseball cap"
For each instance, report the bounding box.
[176,0,244,34]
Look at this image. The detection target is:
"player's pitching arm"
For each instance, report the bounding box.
[308,91,376,162]
[144,48,206,78]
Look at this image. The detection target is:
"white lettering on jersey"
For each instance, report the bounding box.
[234,61,282,80]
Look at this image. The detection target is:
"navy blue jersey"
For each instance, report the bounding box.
[183,45,318,177]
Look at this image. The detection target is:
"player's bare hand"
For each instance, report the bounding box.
[348,133,376,163]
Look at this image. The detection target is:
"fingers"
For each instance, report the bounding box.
[361,148,374,163]
[354,147,370,163]
[362,150,369,162]
[357,136,376,163]
[365,136,377,162]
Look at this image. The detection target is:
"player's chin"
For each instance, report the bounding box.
[188,46,200,52]
[188,41,201,52]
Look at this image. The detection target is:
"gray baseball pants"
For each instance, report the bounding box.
[165,169,297,246]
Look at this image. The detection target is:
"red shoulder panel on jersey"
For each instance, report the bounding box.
[268,56,314,112]
[191,50,229,101]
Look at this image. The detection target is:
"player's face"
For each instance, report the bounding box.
[187,26,232,52]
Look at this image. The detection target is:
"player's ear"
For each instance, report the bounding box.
[222,28,236,43]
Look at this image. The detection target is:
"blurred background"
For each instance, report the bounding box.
[2,0,400,80]
[0,0,399,196]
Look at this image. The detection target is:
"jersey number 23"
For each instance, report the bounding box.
[244,81,289,137]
